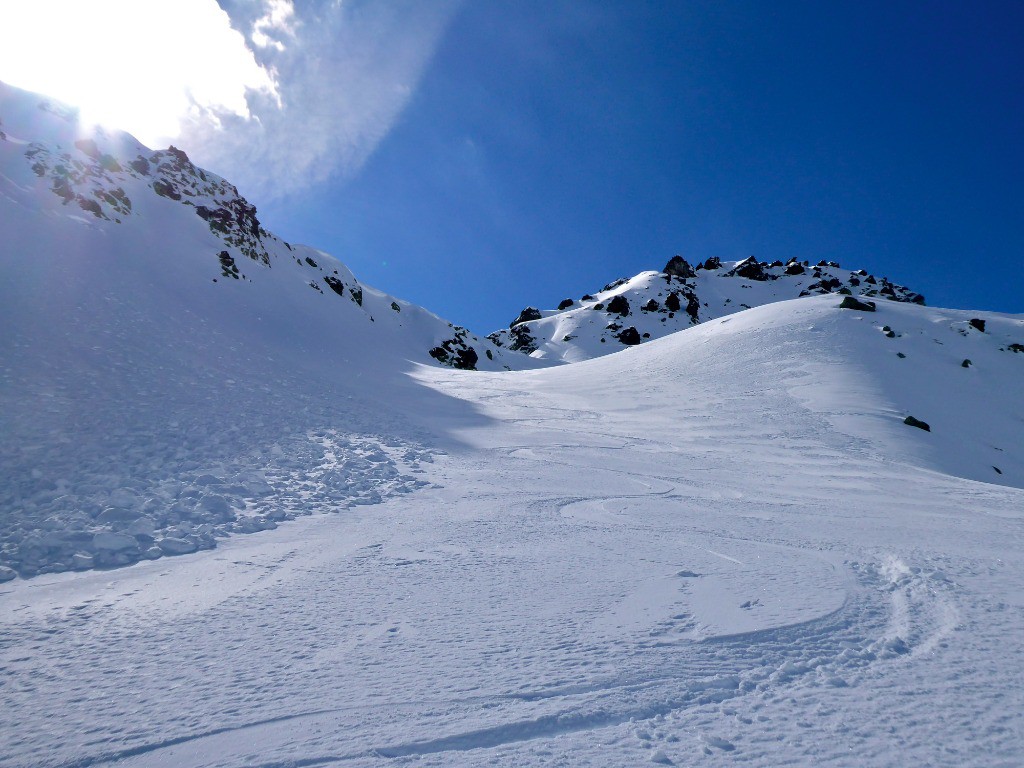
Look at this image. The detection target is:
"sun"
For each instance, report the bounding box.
[0,0,277,147]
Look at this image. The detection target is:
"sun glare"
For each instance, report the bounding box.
[0,0,277,147]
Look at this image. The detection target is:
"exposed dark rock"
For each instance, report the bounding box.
[581,294,594,301]
[76,196,105,218]
[74,138,101,159]
[897,352,906,358]
[785,263,805,275]
[962,359,972,368]
[642,299,660,312]
[603,277,629,292]
[664,292,681,312]
[686,294,700,322]
[557,298,574,310]
[129,157,150,175]
[994,466,1003,475]
[839,296,876,312]
[429,334,480,370]
[510,307,542,328]
[390,301,401,312]
[725,257,772,281]
[1009,343,1024,353]
[903,416,931,432]
[218,251,240,280]
[969,318,986,333]
[617,327,642,345]
[349,286,363,306]
[663,255,696,279]
[152,179,180,200]
[700,257,722,270]
[99,154,122,173]
[455,346,479,370]
[304,256,319,268]
[166,146,191,166]
[592,303,605,310]
[606,295,630,316]
[323,275,346,297]
[734,258,763,279]
[507,324,537,353]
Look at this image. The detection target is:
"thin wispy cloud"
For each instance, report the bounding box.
[184,0,464,199]
[0,0,461,201]
[0,0,279,146]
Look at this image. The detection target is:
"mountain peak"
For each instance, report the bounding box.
[488,256,926,363]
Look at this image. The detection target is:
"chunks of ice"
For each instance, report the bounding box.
[92,531,139,551]
[157,537,198,555]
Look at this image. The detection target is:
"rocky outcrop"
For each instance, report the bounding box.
[510,307,542,327]
[725,256,772,281]
[663,255,696,279]
[904,416,931,432]
[606,295,630,316]
[487,255,927,362]
[429,328,481,370]
[839,296,876,312]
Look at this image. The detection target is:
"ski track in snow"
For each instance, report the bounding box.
[4,296,1023,766]
[2,424,1020,767]
[2,81,1024,766]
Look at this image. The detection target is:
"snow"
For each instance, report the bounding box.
[2,80,1024,766]
[488,258,925,363]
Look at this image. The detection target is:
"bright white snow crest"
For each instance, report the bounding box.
[2,81,1024,767]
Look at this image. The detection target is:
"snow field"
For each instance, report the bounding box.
[3,80,1024,766]
[2,295,1021,766]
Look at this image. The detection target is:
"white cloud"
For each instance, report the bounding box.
[0,0,279,147]
[251,0,297,51]
[0,0,461,201]
[180,0,464,199]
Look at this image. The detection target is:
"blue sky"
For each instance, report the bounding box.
[4,1,1020,332]
[249,1,1023,332]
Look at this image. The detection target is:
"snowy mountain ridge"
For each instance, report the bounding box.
[3,81,1024,768]
[2,79,1023,585]
[4,80,936,374]
[0,80,523,373]
[489,254,926,363]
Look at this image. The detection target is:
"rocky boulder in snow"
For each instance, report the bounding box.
[663,255,696,279]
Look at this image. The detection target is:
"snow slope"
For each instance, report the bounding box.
[489,255,925,362]
[1,296,1022,767]
[0,81,547,579]
[2,80,1024,766]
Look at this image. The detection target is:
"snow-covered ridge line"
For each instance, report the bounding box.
[488,254,925,363]
[0,80,518,373]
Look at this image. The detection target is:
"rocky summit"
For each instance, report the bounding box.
[488,255,925,362]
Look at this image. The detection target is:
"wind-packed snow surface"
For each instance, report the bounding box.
[2,82,1024,766]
